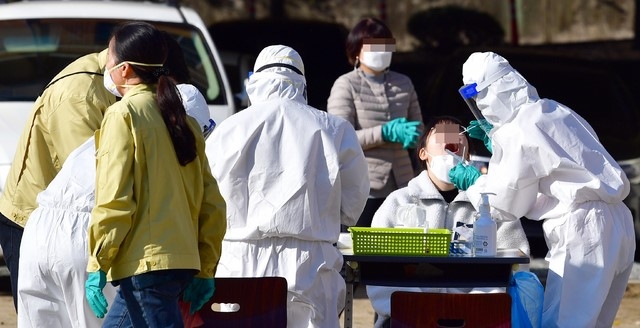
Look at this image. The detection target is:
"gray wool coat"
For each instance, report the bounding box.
[327,69,423,194]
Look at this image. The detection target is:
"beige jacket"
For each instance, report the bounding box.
[0,50,115,227]
[327,69,423,193]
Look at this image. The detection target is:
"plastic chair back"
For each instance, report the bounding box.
[197,276,288,328]
[390,291,512,328]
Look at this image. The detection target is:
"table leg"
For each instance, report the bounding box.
[344,282,353,328]
[341,260,358,328]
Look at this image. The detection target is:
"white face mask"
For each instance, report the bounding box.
[102,61,163,98]
[359,51,392,71]
[427,153,457,184]
[103,63,124,98]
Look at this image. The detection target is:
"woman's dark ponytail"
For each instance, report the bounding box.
[157,73,196,165]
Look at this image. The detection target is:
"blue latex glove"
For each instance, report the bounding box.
[382,117,421,149]
[85,270,108,318]
[183,277,215,315]
[401,121,421,149]
[467,120,493,153]
[382,117,407,143]
[448,162,481,191]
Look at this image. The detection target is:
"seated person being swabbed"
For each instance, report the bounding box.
[366,116,530,328]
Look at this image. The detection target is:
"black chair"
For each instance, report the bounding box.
[197,276,288,328]
[390,291,512,328]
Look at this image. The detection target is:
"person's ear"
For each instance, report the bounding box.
[418,147,428,161]
[121,62,135,79]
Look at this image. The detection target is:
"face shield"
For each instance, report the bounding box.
[458,84,486,130]
[458,66,512,135]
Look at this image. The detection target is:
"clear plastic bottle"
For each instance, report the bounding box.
[473,192,497,256]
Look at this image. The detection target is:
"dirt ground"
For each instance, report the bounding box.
[615,283,640,327]
[0,283,638,327]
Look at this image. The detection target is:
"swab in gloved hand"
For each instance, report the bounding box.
[459,124,478,135]
[466,120,493,153]
[448,162,481,191]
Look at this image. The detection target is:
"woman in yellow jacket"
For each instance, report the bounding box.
[84,21,226,327]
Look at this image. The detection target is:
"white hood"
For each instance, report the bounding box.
[245,45,307,105]
[176,83,214,137]
[462,52,539,129]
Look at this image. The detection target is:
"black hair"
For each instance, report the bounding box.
[416,115,473,170]
[110,21,196,166]
[162,31,191,84]
[345,17,393,66]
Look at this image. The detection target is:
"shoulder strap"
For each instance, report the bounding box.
[40,71,103,96]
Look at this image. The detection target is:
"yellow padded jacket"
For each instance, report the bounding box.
[86,84,226,281]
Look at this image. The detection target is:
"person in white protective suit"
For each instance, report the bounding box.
[448,51,636,328]
[208,45,369,328]
[16,83,215,328]
[366,116,531,328]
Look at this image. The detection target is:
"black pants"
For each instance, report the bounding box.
[341,197,386,232]
[0,212,23,311]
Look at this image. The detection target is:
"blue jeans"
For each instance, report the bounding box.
[0,212,23,311]
[103,269,194,328]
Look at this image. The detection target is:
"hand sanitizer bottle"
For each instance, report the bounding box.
[473,192,497,256]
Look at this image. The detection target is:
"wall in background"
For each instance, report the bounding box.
[183,0,635,51]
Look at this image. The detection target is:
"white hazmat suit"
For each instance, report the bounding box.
[461,52,635,328]
[208,45,369,328]
[17,137,117,328]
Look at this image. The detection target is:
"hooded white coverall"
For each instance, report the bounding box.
[461,52,635,328]
[17,137,117,328]
[208,45,369,328]
[366,171,531,327]
[16,84,211,328]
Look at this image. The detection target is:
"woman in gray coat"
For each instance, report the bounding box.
[366,116,530,328]
[327,17,424,228]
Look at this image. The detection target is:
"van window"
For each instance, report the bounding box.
[0,19,225,104]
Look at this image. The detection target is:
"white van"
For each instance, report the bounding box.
[0,0,236,192]
[0,1,237,272]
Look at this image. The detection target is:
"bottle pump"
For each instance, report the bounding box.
[473,192,497,256]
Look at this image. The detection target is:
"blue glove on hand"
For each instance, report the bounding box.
[401,121,421,149]
[448,162,481,191]
[467,120,493,153]
[183,277,215,315]
[382,117,422,149]
[85,270,108,318]
[382,117,407,143]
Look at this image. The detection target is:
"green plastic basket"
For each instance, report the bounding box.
[348,227,451,256]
